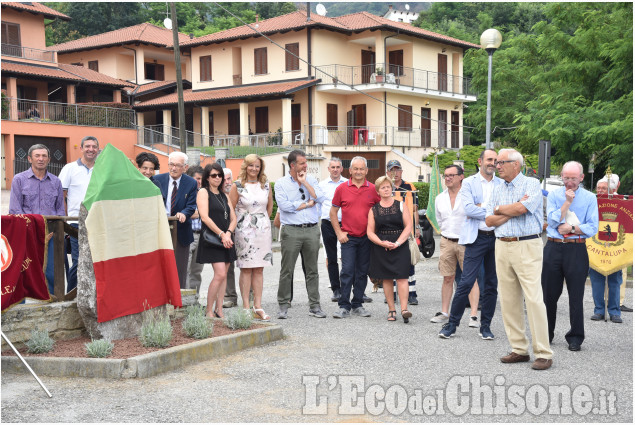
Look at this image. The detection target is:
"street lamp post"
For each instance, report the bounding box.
[480,29,502,150]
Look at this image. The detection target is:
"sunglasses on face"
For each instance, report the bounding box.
[210,173,222,178]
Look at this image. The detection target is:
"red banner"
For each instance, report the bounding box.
[587,195,633,276]
[1,214,51,310]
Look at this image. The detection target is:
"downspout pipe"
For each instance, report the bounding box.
[307,3,313,145]
[383,32,399,139]
[122,46,138,85]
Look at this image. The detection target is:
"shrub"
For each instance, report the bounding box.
[224,308,254,330]
[66,102,134,128]
[182,305,214,339]
[25,329,54,354]
[139,310,173,348]
[1,92,9,120]
[85,339,114,358]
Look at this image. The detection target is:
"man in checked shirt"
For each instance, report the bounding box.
[485,149,553,371]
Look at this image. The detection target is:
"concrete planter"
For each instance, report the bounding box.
[2,322,283,379]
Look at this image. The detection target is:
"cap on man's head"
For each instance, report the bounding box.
[387,160,402,170]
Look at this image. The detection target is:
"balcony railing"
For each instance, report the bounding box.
[297,125,469,149]
[314,63,476,97]
[1,43,55,63]
[139,125,294,157]
[2,98,135,129]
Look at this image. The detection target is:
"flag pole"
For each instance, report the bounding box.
[1,331,52,398]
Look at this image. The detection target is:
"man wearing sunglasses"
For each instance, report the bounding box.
[154,151,198,289]
[485,149,553,370]
[439,149,501,341]
[274,150,327,319]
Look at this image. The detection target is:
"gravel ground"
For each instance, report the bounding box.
[1,239,633,422]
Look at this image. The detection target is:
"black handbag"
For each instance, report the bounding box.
[202,227,225,248]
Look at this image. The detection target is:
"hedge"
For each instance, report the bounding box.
[66,102,134,128]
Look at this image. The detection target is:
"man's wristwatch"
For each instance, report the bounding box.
[495,205,500,214]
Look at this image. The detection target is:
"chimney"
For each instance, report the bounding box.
[256,14,259,24]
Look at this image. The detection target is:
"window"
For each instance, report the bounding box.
[254,47,267,75]
[285,43,299,71]
[88,61,99,72]
[1,21,21,56]
[145,63,165,81]
[200,55,212,81]
[398,105,412,131]
[326,104,338,130]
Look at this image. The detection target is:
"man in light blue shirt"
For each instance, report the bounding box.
[274,150,326,319]
[542,161,598,352]
[485,149,553,371]
[318,157,347,302]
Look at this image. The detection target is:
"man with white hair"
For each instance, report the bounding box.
[154,151,198,289]
[542,161,598,351]
[222,168,238,308]
[486,148,553,370]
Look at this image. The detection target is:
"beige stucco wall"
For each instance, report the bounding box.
[57,45,189,84]
[191,32,308,90]
[2,9,47,51]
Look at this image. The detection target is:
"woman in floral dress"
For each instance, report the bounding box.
[229,154,273,320]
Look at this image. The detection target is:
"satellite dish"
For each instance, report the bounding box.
[316,3,327,16]
[164,18,172,30]
[405,4,410,10]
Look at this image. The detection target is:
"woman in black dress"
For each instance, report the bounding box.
[367,175,413,323]
[196,163,237,318]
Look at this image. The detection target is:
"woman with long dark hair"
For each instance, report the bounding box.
[196,163,237,318]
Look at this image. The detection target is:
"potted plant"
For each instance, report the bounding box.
[375,67,384,83]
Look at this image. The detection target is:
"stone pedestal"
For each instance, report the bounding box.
[76,205,167,341]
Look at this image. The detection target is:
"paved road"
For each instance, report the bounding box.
[1,243,632,422]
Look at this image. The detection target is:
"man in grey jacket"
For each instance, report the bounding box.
[439,149,502,340]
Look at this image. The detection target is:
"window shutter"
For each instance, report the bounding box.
[157,64,165,81]
[398,105,412,131]
[200,56,211,81]
[327,104,338,130]
[88,61,99,72]
[255,48,267,75]
[285,43,299,71]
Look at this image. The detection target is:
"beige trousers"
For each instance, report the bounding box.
[496,237,553,359]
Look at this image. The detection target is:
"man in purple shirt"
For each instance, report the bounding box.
[9,144,65,294]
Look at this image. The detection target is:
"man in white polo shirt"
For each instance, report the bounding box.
[318,157,348,302]
[58,135,99,292]
[431,164,480,324]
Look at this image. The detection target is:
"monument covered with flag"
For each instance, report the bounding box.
[83,144,181,323]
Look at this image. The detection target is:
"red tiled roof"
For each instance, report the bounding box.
[182,10,479,49]
[49,23,191,53]
[1,2,70,20]
[123,80,191,96]
[1,61,128,87]
[135,79,319,109]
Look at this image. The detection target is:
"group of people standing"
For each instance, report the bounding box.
[9,140,629,373]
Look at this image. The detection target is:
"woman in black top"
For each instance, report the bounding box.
[196,163,237,318]
[367,175,413,323]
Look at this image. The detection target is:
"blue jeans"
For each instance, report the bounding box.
[66,223,79,293]
[590,269,621,317]
[449,233,497,328]
[45,238,55,294]
[339,236,370,310]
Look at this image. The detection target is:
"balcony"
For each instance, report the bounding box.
[1,44,55,63]
[314,63,476,100]
[1,98,135,129]
[296,125,469,149]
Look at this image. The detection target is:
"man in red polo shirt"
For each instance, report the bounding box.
[330,156,381,318]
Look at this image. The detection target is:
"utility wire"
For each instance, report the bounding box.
[212,2,481,133]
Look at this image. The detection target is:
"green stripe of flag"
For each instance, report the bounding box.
[83,144,161,212]
[425,154,442,234]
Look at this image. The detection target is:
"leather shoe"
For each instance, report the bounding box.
[620,305,633,312]
[331,289,340,302]
[568,342,581,351]
[531,358,553,370]
[590,313,605,321]
[363,294,373,303]
[610,315,623,323]
[500,352,530,363]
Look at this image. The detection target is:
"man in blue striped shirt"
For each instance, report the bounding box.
[542,161,598,352]
[485,149,553,371]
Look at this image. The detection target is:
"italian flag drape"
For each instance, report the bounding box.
[83,145,181,322]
